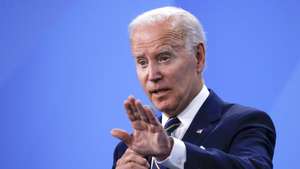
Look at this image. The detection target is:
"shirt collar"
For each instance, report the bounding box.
[162,84,210,127]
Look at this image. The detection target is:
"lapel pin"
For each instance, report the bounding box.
[196,129,203,134]
[200,145,206,150]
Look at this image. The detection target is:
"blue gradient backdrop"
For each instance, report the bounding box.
[0,0,299,169]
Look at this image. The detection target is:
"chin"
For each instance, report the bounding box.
[153,100,175,114]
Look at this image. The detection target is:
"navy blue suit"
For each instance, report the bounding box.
[112,90,276,169]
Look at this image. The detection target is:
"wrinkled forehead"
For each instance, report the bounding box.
[130,22,186,56]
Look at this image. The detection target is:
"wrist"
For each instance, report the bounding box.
[156,137,174,161]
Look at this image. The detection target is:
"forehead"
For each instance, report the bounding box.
[131,22,185,56]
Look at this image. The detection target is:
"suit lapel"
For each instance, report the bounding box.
[182,90,224,145]
[153,91,223,168]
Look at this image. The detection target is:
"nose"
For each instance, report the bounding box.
[148,62,162,83]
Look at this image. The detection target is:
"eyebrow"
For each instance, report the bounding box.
[156,51,172,57]
[155,45,173,53]
[135,54,145,59]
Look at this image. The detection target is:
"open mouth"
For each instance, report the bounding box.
[150,88,171,96]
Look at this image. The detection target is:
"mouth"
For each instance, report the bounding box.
[149,88,171,97]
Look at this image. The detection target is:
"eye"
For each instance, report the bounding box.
[136,58,148,68]
[158,53,172,63]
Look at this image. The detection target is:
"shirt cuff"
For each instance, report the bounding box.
[156,137,186,169]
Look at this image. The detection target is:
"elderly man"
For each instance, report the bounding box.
[111,6,276,169]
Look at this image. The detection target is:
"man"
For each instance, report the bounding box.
[111,6,276,169]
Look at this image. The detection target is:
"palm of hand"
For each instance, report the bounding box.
[111,96,172,159]
[129,121,170,156]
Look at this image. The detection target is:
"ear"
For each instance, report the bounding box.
[194,43,206,74]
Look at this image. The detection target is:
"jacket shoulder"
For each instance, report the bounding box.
[220,103,276,134]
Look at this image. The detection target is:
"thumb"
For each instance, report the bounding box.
[111,128,131,145]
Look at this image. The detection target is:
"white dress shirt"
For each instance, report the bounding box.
[155,84,210,169]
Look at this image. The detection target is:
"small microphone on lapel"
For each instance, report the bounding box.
[200,145,206,150]
[196,129,203,134]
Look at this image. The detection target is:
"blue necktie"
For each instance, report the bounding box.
[164,117,181,136]
[151,117,181,169]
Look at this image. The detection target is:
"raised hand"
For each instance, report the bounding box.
[111,96,172,160]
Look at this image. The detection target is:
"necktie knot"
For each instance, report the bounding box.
[164,117,181,136]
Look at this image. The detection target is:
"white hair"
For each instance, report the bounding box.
[128,6,206,51]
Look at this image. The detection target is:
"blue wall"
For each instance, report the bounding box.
[0,1,299,169]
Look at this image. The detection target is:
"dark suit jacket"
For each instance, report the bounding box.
[112,90,276,169]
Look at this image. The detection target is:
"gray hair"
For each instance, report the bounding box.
[128,6,206,51]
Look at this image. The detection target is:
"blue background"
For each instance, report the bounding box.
[1,0,299,168]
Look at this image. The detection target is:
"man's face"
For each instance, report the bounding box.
[131,21,204,117]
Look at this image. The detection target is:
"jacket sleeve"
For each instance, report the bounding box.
[112,142,128,169]
[184,111,276,169]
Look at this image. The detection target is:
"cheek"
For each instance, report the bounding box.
[136,69,152,97]
[169,69,191,90]
[171,80,187,102]
[168,65,196,96]
[178,60,197,82]
[136,69,146,85]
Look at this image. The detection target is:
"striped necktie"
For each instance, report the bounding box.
[151,117,181,169]
[164,117,181,136]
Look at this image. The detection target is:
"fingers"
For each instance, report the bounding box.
[123,149,150,167]
[124,98,139,121]
[116,149,150,169]
[124,95,155,124]
[135,100,150,123]
[144,106,161,125]
[111,129,131,146]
